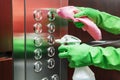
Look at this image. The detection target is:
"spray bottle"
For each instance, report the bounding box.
[55,35,96,80]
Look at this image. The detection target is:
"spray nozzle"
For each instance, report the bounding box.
[55,35,81,45]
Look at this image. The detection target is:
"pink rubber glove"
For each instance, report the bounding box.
[57,6,102,40]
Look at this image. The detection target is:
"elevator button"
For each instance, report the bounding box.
[51,74,59,80]
[47,10,55,21]
[33,23,42,34]
[34,36,43,47]
[47,23,55,33]
[34,48,42,60]
[41,77,49,80]
[47,58,55,69]
[34,61,42,72]
[47,47,55,57]
[47,35,55,45]
[33,9,42,21]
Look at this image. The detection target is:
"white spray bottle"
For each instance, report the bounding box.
[55,35,96,80]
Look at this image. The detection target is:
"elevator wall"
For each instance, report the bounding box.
[0,0,12,80]
[0,0,12,53]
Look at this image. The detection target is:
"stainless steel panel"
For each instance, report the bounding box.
[13,0,25,80]
[13,0,68,80]
[25,8,68,80]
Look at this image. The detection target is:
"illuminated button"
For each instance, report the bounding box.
[51,74,59,80]
[47,47,55,57]
[47,58,55,69]
[34,48,42,60]
[47,35,55,45]
[41,77,48,80]
[34,36,43,47]
[34,61,42,72]
[47,23,55,33]
[47,10,55,21]
[33,23,42,34]
[33,9,42,21]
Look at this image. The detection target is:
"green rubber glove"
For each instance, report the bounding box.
[74,7,120,35]
[58,43,120,71]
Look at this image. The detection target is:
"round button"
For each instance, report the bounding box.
[41,77,49,80]
[34,48,42,60]
[34,36,43,47]
[47,58,55,69]
[47,35,55,45]
[33,9,42,21]
[51,74,59,80]
[47,47,55,57]
[47,10,55,21]
[47,23,55,33]
[33,23,42,34]
[34,61,42,72]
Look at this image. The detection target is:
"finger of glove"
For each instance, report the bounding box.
[59,51,69,58]
[58,45,70,58]
[74,11,87,18]
[74,17,91,29]
[58,45,69,52]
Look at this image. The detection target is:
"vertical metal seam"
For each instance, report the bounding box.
[11,0,14,79]
[24,0,27,80]
[59,0,62,80]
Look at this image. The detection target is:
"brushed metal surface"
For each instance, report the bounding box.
[13,0,68,80]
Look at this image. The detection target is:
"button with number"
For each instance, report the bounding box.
[47,23,55,33]
[47,47,55,57]
[34,36,43,47]
[51,74,59,80]
[47,35,55,45]
[34,61,42,72]
[47,58,55,69]
[34,48,42,60]
[47,10,55,21]
[33,23,42,34]
[33,9,42,21]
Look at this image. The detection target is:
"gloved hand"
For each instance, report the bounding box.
[58,43,92,67]
[74,7,120,34]
[58,43,120,71]
[56,6,102,40]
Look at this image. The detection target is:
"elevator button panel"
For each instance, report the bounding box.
[30,8,67,80]
[33,9,58,79]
